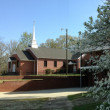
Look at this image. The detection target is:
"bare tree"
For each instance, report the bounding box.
[7,40,20,55]
[0,41,7,74]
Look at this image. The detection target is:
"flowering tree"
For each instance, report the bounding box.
[81,0,110,109]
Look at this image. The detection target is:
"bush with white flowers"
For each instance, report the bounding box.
[79,0,110,109]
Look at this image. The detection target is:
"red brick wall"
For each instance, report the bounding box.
[37,59,64,74]
[20,61,34,75]
[81,51,103,67]
[0,76,88,92]
[81,54,91,66]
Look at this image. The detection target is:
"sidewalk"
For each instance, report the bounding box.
[0,88,88,100]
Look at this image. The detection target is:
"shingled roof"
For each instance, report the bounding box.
[28,47,73,60]
[15,50,35,61]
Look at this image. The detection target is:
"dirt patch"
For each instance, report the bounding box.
[0,97,73,110]
[0,98,48,110]
[40,97,73,110]
[0,96,95,110]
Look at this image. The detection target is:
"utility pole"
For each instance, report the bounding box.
[61,28,68,74]
[66,29,68,74]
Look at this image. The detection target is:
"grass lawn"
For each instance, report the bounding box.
[0,97,73,110]
[68,92,87,101]
[0,73,84,77]
[73,101,102,110]
[0,98,49,110]
[0,79,43,83]
[68,93,102,110]
[29,73,82,76]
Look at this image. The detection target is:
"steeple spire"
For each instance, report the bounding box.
[31,21,38,48]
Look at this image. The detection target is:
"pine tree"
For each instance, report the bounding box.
[81,0,110,109]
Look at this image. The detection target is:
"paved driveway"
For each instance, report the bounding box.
[0,88,88,100]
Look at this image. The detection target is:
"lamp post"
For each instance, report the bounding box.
[61,28,68,74]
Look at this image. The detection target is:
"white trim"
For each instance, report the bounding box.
[12,64,16,72]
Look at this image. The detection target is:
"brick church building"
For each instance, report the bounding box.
[8,24,81,75]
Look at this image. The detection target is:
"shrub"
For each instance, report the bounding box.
[56,68,66,74]
[45,69,54,74]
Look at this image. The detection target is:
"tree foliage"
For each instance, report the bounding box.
[81,0,110,109]
[0,32,32,74]
[19,32,32,50]
[40,35,80,52]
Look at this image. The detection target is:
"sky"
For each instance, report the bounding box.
[0,0,104,45]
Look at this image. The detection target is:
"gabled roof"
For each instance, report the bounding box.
[15,50,35,61]
[27,47,73,60]
[10,57,16,61]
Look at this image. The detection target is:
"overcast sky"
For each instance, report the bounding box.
[0,0,104,45]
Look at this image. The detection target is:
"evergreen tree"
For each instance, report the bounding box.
[81,0,110,109]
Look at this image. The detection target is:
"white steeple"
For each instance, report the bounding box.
[31,21,38,48]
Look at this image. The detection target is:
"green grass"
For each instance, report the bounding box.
[0,79,43,83]
[29,73,81,76]
[73,101,102,110]
[0,98,49,110]
[14,98,49,102]
[1,73,84,77]
[68,92,87,101]
[68,93,102,110]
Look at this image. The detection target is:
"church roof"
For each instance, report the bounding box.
[10,57,16,61]
[16,50,35,61]
[14,47,80,61]
[28,47,73,60]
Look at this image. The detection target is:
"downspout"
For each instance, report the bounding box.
[37,58,38,75]
[80,53,82,88]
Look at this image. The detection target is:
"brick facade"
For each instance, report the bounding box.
[20,61,34,75]
[37,59,64,74]
[8,55,66,75]
[8,48,91,75]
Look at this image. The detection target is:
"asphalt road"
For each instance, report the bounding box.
[0,88,88,100]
